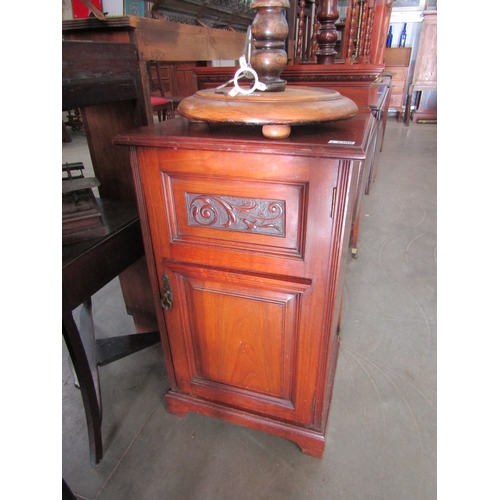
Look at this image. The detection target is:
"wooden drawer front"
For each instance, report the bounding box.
[389,93,404,108]
[139,147,341,277]
[164,263,312,422]
[167,175,306,260]
[391,79,405,94]
[387,66,408,81]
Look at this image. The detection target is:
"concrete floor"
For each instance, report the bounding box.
[62,117,437,500]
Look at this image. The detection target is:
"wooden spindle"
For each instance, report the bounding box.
[316,0,339,64]
[358,0,368,57]
[347,0,357,60]
[296,0,306,62]
[308,8,321,61]
[364,2,375,58]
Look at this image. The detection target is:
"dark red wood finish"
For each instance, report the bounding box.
[114,113,375,457]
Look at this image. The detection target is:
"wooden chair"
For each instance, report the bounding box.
[147,60,176,121]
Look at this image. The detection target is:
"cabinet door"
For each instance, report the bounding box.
[137,147,353,427]
[162,263,312,423]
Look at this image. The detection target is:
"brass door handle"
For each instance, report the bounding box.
[161,272,174,311]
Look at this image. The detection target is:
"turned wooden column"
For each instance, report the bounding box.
[250,0,290,91]
[316,0,339,64]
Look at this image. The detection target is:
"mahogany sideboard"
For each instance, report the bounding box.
[114,112,376,457]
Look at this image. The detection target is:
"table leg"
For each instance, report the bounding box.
[404,91,412,126]
[79,299,102,411]
[62,296,103,466]
[350,210,361,259]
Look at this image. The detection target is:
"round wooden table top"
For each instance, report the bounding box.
[178,86,358,139]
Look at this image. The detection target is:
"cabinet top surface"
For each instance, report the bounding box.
[114,113,374,159]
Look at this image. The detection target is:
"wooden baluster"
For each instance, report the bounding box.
[358,0,369,59]
[316,0,339,64]
[352,0,364,60]
[308,5,321,61]
[296,0,306,62]
[358,1,366,59]
[347,0,357,60]
[364,2,375,59]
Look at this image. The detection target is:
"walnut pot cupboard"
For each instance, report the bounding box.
[114,113,375,457]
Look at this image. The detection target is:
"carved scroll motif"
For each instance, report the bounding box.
[186,193,285,236]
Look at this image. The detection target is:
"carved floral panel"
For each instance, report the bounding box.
[185,193,286,237]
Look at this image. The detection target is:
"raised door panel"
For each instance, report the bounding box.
[163,263,312,423]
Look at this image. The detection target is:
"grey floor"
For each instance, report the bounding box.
[62,117,437,500]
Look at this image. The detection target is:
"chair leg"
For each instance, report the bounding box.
[167,101,175,119]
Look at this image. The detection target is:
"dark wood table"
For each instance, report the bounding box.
[62,199,160,466]
[62,40,162,466]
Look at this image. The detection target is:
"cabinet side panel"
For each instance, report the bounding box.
[314,159,357,430]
